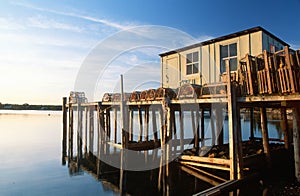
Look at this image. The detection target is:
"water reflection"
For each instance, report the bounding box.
[63,107,290,195]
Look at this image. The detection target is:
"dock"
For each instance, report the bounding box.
[62,46,300,195]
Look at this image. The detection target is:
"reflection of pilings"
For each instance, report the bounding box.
[62,97,67,165]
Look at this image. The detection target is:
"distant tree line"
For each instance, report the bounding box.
[0,103,62,111]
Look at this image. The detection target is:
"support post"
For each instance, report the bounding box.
[68,102,74,161]
[201,108,205,147]
[195,109,200,151]
[138,107,143,142]
[210,108,216,146]
[293,105,300,182]
[227,60,243,180]
[89,106,94,154]
[216,106,224,145]
[260,107,271,163]
[129,109,134,142]
[62,97,67,165]
[114,107,118,143]
[281,107,290,150]
[144,106,149,141]
[152,107,158,143]
[250,107,254,141]
[179,110,184,151]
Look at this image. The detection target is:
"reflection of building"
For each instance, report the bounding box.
[160,27,288,88]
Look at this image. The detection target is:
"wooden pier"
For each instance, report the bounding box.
[62,47,300,194]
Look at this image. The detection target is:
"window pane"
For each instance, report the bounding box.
[193,63,199,73]
[230,58,237,71]
[229,43,237,56]
[221,45,228,58]
[193,52,198,62]
[187,64,192,75]
[221,60,226,73]
[186,53,192,64]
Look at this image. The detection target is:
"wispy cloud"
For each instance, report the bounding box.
[11,1,135,30]
[0,17,25,30]
[28,15,83,32]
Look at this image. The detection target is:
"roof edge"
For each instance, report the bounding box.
[159,26,290,57]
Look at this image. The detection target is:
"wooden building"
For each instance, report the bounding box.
[160,26,289,88]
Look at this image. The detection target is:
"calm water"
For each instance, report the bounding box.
[0,110,287,195]
[0,110,115,196]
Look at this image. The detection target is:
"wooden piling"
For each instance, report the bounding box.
[77,103,83,159]
[195,109,200,151]
[227,60,243,180]
[89,106,94,154]
[152,107,158,142]
[144,106,149,141]
[260,107,271,163]
[68,102,74,160]
[138,107,143,142]
[113,107,118,143]
[84,107,88,155]
[179,110,184,151]
[201,108,205,147]
[129,109,134,141]
[62,97,67,165]
[216,106,224,145]
[281,107,290,150]
[210,108,216,146]
[250,107,254,141]
[293,105,300,182]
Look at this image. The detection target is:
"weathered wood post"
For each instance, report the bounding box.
[152,107,158,143]
[62,97,67,165]
[129,108,134,142]
[138,106,143,142]
[89,106,94,154]
[179,110,184,151]
[210,108,216,146]
[250,107,254,141]
[260,107,271,164]
[77,102,83,159]
[281,107,290,150]
[227,60,243,180]
[201,108,205,147]
[113,107,118,144]
[84,107,88,155]
[195,109,200,151]
[144,106,149,141]
[68,101,74,161]
[293,105,300,182]
[216,105,224,145]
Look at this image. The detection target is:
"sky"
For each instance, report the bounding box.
[0,0,299,105]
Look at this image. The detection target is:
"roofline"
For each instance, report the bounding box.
[159,26,290,57]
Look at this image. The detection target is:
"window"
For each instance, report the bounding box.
[186,52,199,75]
[220,43,237,73]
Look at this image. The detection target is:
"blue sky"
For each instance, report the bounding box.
[0,0,299,104]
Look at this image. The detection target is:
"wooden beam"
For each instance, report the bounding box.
[180,165,224,186]
[152,107,158,142]
[179,155,231,166]
[89,106,94,154]
[144,106,149,141]
[284,46,296,93]
[180,161,230,171]
[68,103,73,159]
[129,109,134,142]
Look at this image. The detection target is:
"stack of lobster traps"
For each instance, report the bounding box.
[239,46,300,96]
[69,91,88,104]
